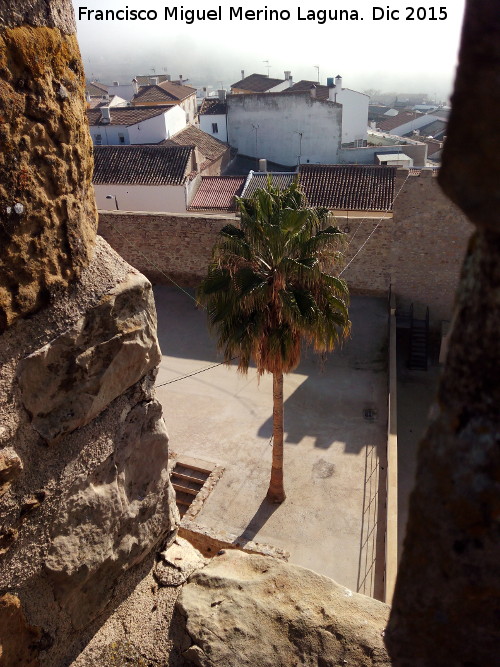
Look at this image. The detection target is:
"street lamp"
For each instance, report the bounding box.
[105,194,119,210]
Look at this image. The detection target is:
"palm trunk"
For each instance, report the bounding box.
[266,371,286,503]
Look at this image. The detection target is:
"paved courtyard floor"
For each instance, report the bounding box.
[154,287,389,599]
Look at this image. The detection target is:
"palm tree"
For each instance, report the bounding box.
[197,181,350,503]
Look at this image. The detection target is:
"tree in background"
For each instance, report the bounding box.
[198,182,350,503]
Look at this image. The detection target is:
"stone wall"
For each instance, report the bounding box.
[99,172,472,326]
[99,211,237,286]
[391,170,473,323]
[0,2,178,664]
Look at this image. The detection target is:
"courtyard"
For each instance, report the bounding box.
[154,286,389,600]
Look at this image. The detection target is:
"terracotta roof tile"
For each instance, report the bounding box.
[189,176,245,210]
[199,98,228,115]
[231,73,285,92]
[86,81,109,96]
[284,80,330,100]
[242,172,297,198]
[87,106,169,126]
[93,145,192,185]
[163,126,228,162]
[299,164,396,211]
[133,80,196,104]
[377,111,422,132]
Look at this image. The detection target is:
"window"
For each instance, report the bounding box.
[212,122,218,134]
[95,134,102,145]
[118,133,125,144]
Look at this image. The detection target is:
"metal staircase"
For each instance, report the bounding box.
[408,304,429,370]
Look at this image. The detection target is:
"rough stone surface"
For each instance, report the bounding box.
[0,446,23,496]
[45,398,175,628]
[386,2,500,665]
[0,593,45,666]
[155,536,208,587]
[0,13,97,332]
[177,550,390,667]
[0,238,178,664]
[0,0,76,33]
[17,272,161,443]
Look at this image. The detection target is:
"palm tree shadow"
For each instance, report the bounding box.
[236,498,280,547]
[257,375,340,449]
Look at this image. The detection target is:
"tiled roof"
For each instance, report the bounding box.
[163,125,228,162]
[88,95,126,109]
[199,98,228,115]
[299,164,396,211]
[87,106,168,126]
[135,74,170,86]
[377,111,422,132]
[86,81,109,96]
[231,73,285,92]
[93,145,193,185]
[189,176,246,210]
[242,172,297,198]
[284,80,330,101]
[133,81,196,104]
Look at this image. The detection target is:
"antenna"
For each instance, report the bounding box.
[314,65,320,83]
[262,60,271,77]
[151,66,156,74]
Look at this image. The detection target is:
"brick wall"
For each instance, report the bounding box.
[98,172,472,326]
[391,170,472,323]
[98,211,237,286]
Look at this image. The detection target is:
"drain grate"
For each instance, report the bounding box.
[363,407,378,422]
[171,461,211,518]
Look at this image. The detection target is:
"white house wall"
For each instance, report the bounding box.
[334,88,369,145]
[227,93,342,167]
[107,83,136,102]
[199,113,227,142]
[89,124,130,145]
[93,183,187,213]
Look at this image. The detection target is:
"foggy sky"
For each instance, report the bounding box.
[73,0,466,98]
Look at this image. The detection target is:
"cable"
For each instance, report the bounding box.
[345,168,411,249]
[339,171,410,276]
[103,215,205,308]
[156,356,238,387]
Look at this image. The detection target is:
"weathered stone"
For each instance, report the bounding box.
[17,273,161,443]
[177,550,390,667]
[44,398,178,629]
[0,446,23,496]
[0,1,97,332]
[386,2,500,665]
[0,593,43,666]
[154,537,207,587]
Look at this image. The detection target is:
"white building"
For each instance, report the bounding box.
[199,93,228,142]
[284,75,369,147]
[87,106,187,146]
[227,90,343,167]
[93,145,200,213]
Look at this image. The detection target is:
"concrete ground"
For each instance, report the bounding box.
[154,287,389,599]
[396,330,441,558]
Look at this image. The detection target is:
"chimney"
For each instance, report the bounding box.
[335,74,343,90]
[100,107,111,123]
[166,74,171,81]
[132,78,139,94]
[310,85,317,99]
[179,74,183,81]
[258,158,267,172]
[284,70,291,80]
[113,81,119,86]
[241,69,245,80]
[86,92,91,103]
[218,89,226,101]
